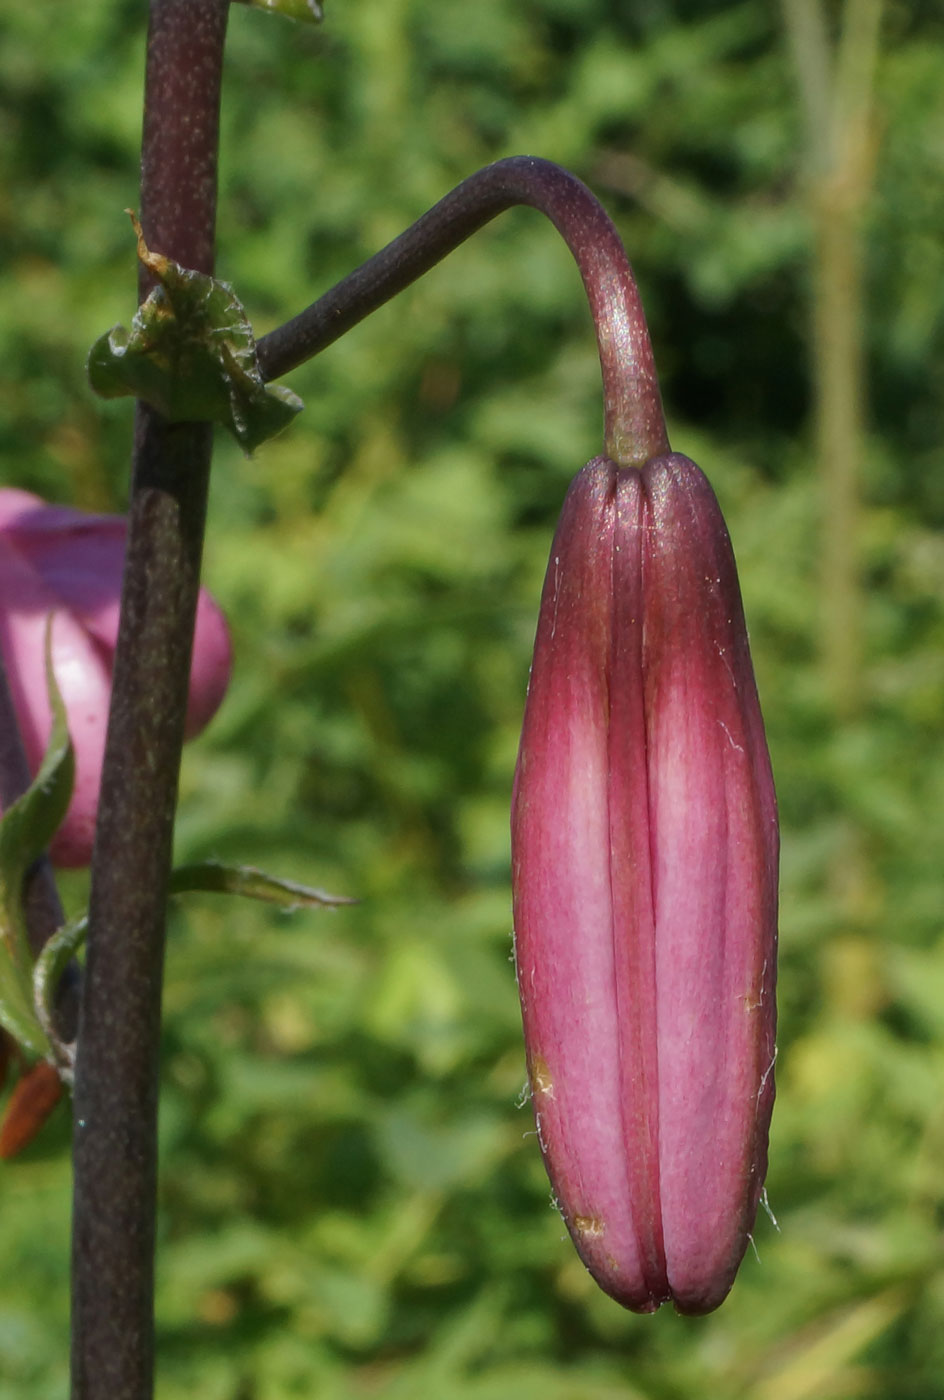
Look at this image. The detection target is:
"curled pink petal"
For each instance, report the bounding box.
[0,488,232,867]
[511,455,778,1315]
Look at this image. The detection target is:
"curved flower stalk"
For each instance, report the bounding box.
[511,454,778,1315]
[271,149,781,1317]
[0,488,231,866]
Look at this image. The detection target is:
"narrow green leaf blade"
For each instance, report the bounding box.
[0,632,74,876]
[0,623,73,1058]
[169,861,356,911]
[0,953,53,1057]
[233,0,324,22]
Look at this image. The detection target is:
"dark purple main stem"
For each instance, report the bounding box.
[70,4,228,1398]
[257,156,669,468]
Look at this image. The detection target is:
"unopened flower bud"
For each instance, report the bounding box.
[511,454,778,1315]
[0,488,232,866]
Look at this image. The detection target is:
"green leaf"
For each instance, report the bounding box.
[87,214,304,453]
[233,0,324,20]
[169,860,356,910]
[0,624,74,1058]
[33,914,86,1062]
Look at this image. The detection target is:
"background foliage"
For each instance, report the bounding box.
[2,1,944,1396]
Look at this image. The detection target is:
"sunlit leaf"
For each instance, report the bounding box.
[169,860,356,910]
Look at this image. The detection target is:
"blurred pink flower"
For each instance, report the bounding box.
[0,487,232,867]
[511,454,778,1315]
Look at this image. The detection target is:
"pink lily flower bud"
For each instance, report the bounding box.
[511,454,778,1315]
[0,488,232,867]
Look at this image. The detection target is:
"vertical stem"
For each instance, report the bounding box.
[814,0,883,721]
[781,0,883,720]
[812,180,866,720]
[779,0,834,171]
[782,0,883,926]
[70,4,228,1398]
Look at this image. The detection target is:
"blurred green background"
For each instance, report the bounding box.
[2,0,944,1395]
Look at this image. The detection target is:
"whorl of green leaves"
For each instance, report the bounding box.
[88,215,303,453]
